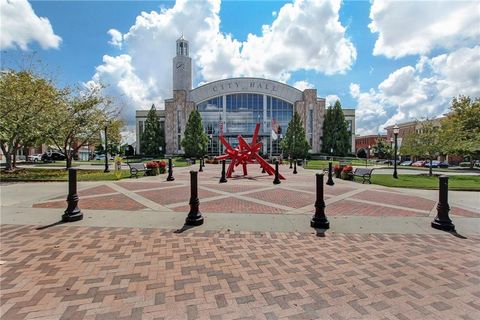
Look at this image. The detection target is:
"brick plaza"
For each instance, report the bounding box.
[1,164,480,319]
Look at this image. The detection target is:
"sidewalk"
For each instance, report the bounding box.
[1,164,479,320]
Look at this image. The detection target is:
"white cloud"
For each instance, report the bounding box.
[107,29,123,48]
[369,0,480,58]
[292,80,313,91]
[272,11,277,17]
[89,0,356,126]
[0,0,61,50]
[325,94,340,107]
[351,46,480,135]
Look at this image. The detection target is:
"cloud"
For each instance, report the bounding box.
[369,0,480,58]
[351,46,480,135]
[0,0,61,50]
[292,80,313,91]
[325,94,340,107]
[107,29,123,48]
[89,0,356,127]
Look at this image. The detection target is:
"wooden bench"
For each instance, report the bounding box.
[127,162,150,178]
[350,168,374,184]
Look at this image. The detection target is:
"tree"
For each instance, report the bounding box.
[321,100,350,156]
[140,104,164,156]
[440,96,480,168]
[281,111,310,160]
[0,70,63,171]
[400,119,442,176]
[181,110,208,159]
[46,85,119,168]
[372,137,393,159]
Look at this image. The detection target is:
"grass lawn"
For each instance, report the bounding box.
[0,168,132,182]
[370,174,480,191]
[304,159,376,170]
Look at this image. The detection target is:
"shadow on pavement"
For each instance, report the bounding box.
[174,224,198,234]
[36,220,65,230]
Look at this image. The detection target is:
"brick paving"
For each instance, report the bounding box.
[1,224,479,320]
[31,165,479,218]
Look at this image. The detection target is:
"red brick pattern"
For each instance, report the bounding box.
[327,199,426,216]
[136,186,221,205]
[34,194,146,211]
[200,183,267,194]
[51,185,118,200]
[115,181,181,191]
[244,188,315,209]
[1,224,479,320]
[173,196,286,214]
[450,206,480,218]
[352,190,436,211]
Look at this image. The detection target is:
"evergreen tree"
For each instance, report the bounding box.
[140,104,164,156]
[281,111,310,160]
[321,100,350,156]
[181,110,208,159]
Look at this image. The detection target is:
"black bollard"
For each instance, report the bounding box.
[431,175,455,231]
[199,158,203,172]
[289,160,293,169]
[293,160,297,174]
[167,158,175,181]
[219,160,227,183]
[185,171,204,226]
[273,161,281,184]
[311,173,330,229]
[261,165,266,173]
[326,162,334,186]
[62,168,83,222]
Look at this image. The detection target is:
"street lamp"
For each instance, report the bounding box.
[104,124,110,173]
[366,145,371,167]
[393,124,399,179]
[390,137,394,167]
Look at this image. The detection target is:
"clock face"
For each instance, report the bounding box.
[176,62,185,70]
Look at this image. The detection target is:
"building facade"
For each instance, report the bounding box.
[355,135,387,156]
[136,37,356,156]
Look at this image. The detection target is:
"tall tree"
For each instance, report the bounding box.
[281,111,310,160]
[400,119,442,176]
[372,137,393,159]
[0,70,63,171]
[46,85,119,168]
[140,104,164,156]
[181,110,208,159]
[440,96,480,168]
[321,100,350,156]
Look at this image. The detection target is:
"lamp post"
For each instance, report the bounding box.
[104,124,110,173]
[366,145,370,167]
[390,137,394,167]
[393,124,399,179]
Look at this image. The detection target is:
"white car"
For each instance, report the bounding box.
[28,154,43,161]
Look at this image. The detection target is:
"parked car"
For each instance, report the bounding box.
[382,160,394,165]
[438,161,449,168]
[41,152,66,162]
[95,154,114,161]
[399,161,412,166]
[28,154,43,162]
[425,160,440,168]
[411,160,426,167]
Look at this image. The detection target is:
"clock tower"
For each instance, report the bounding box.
[173,36,192,92]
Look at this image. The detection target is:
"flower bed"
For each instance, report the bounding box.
[145,161,160,175]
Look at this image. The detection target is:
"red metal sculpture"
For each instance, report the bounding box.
[216,123,285,180]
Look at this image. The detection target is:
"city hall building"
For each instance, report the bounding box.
[136,37,356,156]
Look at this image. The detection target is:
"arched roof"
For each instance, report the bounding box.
[189,77,304,104]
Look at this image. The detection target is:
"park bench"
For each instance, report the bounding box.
[350,167,374,184]
[127,162,150,178]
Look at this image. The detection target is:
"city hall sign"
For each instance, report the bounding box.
[189,77,303,104]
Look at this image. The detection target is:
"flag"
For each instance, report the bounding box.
[218,120,224,135]
[271,119,278,141]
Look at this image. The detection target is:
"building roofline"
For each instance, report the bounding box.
[191,77,303,95]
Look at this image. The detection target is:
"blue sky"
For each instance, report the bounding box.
[2,0,479,139]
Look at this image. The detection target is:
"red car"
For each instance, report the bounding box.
[411,160,426,167]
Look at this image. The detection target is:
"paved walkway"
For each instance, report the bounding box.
[1,164,480,319]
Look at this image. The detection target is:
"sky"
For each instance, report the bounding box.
[1,0,479,143]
